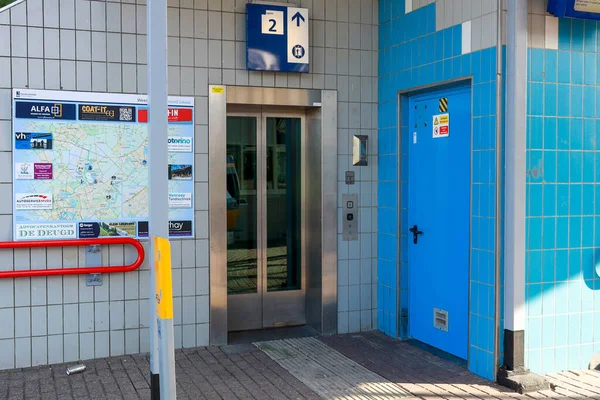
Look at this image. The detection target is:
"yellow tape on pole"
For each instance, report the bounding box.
[154,236,174,320]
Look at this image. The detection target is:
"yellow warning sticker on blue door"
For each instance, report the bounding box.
[439,97,448,112]
[432,113,449,138]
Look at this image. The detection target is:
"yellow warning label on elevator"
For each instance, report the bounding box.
[439,114,449,124]
[434,117,439,125]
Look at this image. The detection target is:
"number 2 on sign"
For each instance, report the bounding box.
[269,19,277,32]
[261,10,284,35]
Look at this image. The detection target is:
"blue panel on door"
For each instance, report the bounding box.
[408,86,471,359]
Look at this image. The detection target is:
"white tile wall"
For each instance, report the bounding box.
[411,0,500,52]
[0,0,378,369]
[525,0,559,49]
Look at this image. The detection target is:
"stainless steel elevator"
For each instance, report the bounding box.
[208,86,338,344]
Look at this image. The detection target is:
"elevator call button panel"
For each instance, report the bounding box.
[342,194,358,241]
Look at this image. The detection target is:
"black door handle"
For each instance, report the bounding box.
[409,225,423,244]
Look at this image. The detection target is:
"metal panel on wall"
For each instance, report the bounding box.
[209,85,228,346]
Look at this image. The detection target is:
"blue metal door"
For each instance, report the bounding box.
[408,86,471,359]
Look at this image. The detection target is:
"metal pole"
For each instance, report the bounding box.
[493,0,503,382]
[147,0,169,398]
[158,320,177,398]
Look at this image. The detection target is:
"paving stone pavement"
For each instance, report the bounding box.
[319,332,600,400]
[2,331,600,399]
[0,344,320,400]
[256,336,414,399]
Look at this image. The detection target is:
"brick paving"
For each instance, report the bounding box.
[2,331,600,399]
[0,344,319,400]
[319,331,600,399]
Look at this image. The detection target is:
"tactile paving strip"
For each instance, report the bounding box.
[255,337,413,400]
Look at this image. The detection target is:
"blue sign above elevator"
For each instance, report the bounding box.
[246,3,309,73]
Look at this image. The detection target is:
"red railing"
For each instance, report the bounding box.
[0,237,145,279]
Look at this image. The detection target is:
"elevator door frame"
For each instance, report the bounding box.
[209,86,339,346]
[227,110,307,332]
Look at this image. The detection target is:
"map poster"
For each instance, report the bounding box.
[12,89,195,240]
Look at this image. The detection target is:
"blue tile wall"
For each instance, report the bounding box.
[525,18,600,375]
[378,0,501,381]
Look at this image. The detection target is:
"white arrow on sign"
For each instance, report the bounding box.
[287,7,309,64]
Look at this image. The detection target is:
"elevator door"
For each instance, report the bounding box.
[226,112,306,332]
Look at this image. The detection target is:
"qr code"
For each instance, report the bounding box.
[119,107,133,121]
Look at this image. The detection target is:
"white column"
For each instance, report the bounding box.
[504,0,527,342]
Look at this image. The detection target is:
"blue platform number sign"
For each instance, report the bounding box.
[548,0,600,20]
[246,4,309,73]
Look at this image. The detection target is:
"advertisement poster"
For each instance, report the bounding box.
[12,89,195,240]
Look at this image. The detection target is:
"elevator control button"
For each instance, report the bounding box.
[345,171,355,185]
[342,194,358,241]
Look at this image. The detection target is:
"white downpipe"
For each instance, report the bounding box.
[493,0,503,381]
